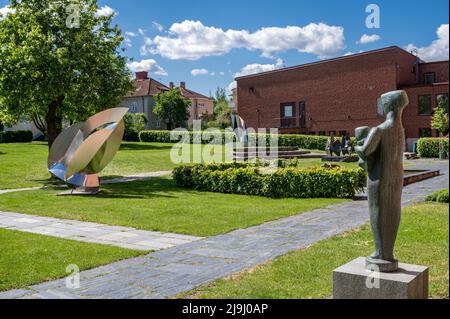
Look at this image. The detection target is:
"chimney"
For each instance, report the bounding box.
[180,81,186,89]
[136,71,149,80]
[169,82,174,88]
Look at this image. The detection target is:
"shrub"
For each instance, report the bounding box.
[426,189,449,203]
[123,113,147,141]
[139,130,237,144]
[0,130,33,143]
[139,130,355,151]
[173,163,366,199]
[417,138,449,158]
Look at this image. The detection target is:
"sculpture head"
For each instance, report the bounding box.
[381,90,409,115]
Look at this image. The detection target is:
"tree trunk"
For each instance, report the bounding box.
[46,97,64,149]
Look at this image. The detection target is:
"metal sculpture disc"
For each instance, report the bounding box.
[48,107,128,195]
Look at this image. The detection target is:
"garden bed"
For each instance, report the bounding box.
[173,162,366,199]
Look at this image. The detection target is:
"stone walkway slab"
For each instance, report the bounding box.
[0,160,447,299]
[0,211,202,251]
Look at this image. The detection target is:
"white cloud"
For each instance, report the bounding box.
[405,24,449,62]
[127,59,168,76]
[344,50,364,56]
[152,21,164,32]
[219,72,225,76]
[95,5,117,17]
[141,20,345,60]
[357,34,381,44]
[228,58,285,92]
[126,32,138,37]
[0,5,15,20]
[191,68,210,76]
[123,38,133,47]
[138,28,146,36]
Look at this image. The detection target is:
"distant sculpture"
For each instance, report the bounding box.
[326,133,342,157]
[231,114,248,145]
[355,90,409,272]
[48,107,128,195]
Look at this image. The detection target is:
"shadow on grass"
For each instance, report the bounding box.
[119,142,173,151]
[101,177,181,199]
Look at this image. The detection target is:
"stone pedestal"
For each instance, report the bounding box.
[333,257,428,299]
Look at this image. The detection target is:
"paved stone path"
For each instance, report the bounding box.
[0,160,447,299]
[0,171,172,195]
[0,211,202,251]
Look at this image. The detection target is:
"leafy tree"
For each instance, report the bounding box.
[432,95,449,135]
[153,88,191,130]
[0,0,133,147]
[213,87,229,115]
[123,113,147,141]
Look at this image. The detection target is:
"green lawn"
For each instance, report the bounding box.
[0,177,345,237]
[183,203,449,299]
[0,142,230,189]
[0,142,364,190]
[0,228,145,292]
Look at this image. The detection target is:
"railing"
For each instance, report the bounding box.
[280,117,298,128]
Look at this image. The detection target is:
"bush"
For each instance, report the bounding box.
[426,189,449,203]
[173,163,366,199]
[123,113,147,141]
[139,130,355,151]
[0,130,33,143]
[417,138,449,158]
[139,130,237,144]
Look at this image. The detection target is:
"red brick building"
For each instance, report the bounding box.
[236,46,449,150]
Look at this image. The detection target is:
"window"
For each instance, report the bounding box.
[130,102,138,112]
[156,120,161,129]
[328,131,336,136]
[423,72,436,84]
[377,97,384,117]
[299,101,306,127]
[419,128,432,138]
[281,103,295,117]
[319,131,326,136]
[339,130,348,137]
[418,95,432,115]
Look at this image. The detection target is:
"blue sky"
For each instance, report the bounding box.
[1,0,449,96]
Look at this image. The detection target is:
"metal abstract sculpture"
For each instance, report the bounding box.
[48,107,128,195]
[355,90,409,272]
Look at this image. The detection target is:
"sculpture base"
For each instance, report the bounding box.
[57,187,100,196]
[333,257,428,299]
[366,256,399,272]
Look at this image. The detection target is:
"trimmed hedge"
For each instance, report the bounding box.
[417,138,449,158]
[139,130,354,151]
[173,162,366,199]
[426,189,449,203]
[0,130,33,143]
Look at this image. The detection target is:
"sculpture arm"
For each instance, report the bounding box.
[355,127,382,159]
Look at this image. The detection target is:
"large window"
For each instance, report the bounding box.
[280,103,296,128]
[377,97,384,117]
[423,72,436,84]
[418,95,432,115]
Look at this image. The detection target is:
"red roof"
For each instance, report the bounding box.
[178,86,213,100]
[125,78,169,97]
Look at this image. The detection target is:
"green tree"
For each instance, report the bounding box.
[432,95,449,135]
[0,0,132,147]
[213,87,229,115]
[123,113,147,141]
[153,88,191,130]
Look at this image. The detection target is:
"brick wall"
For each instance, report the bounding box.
[236,47,449,143]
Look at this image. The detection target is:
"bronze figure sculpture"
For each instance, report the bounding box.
[47,107,128,195]
[355,90,409,272]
